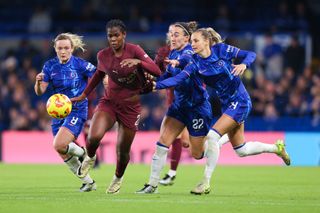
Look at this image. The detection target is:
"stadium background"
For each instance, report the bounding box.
[0,0,320,166]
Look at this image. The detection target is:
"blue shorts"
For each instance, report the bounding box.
[222,84,252,124]
[167,101,213,137]
[51,110,87,138]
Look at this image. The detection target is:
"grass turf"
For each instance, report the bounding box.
[0,164,319,213]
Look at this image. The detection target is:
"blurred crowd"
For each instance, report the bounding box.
[1,0,315,33]
[0,0,320,131]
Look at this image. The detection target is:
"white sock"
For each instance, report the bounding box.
[64,156,93,184]
[168,169,176,177]
[203,133,220,183]
[80,174,94,184]
[66,142,84,157]
[218,134,229,148]
[65,156,80,174]
[149,142,169,187]
[234,142,278,157]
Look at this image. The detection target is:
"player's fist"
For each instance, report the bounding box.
[35,73,45,83]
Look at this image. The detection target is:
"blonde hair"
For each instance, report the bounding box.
[195,28,224,46]
[54,33,86,52]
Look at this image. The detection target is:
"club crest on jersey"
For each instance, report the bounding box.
[70,72,77,78]
[214,60,225,68]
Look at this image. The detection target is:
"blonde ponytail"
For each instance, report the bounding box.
[54,33,86,52]
[195,28,224,46]
[206,28,223,45]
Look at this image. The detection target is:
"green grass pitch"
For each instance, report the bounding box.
[0,164,319,213]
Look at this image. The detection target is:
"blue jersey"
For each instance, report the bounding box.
[165,44,208,107]
[156,43,256,123]
[42,56,96,112]
[188,43,242,106]
[42,56,96,136]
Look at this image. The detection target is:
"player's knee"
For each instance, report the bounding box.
[53,142,67,154]
[235,145,248,157]
[191,150,204,160]
[87,133,102,145]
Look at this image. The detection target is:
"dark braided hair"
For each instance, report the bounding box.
[106,19,126,33]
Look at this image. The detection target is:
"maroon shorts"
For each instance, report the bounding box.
[95,98,141,131]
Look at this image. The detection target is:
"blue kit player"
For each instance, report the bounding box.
[136,22,221,195]
[34,33,97,192]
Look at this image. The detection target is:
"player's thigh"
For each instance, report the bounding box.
[53,127,76,149]
[116,123,136,154]
[89,111,115,141]
[159,116,185,147]
[228,123,245,147]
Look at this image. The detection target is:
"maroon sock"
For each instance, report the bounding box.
[170,138,182,171]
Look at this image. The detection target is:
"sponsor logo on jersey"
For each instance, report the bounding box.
[86,63,95,71]
[226,45,234,52]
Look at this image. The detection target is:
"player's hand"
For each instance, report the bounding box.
[70,93,86,102]
[152,81,157,91]
[144,72,156,81]
[120,59,141,68]
[140,73,156,94]
[35,72,45,84]
[164,59,180,67]
[231,64,247,76]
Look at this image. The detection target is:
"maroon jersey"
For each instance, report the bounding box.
[84,43,161,101]
[154,45,174,106]
[154,45,170,73]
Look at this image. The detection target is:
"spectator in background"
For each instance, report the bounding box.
[274,1,293,31]
[294,2,310,32]
[128,5,150,32]
[262,33,283,82]
[284,35,305,74]
[214,4,231,34]
[28,5,52,33]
